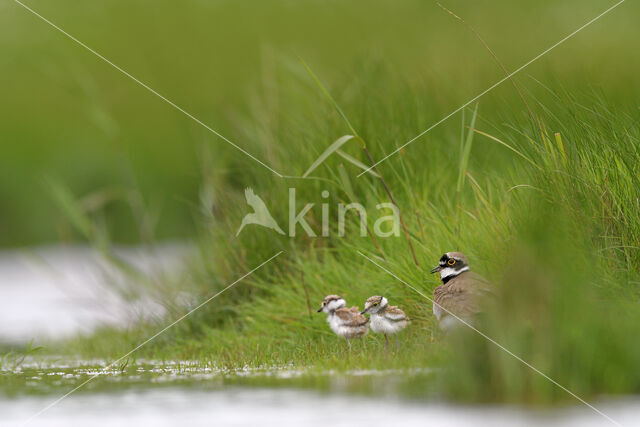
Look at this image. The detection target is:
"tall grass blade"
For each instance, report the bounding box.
[299,58,358,136]
[337,164,356,201]
[302,134,356,177]
[473,129,542,170]
[457,104,479,193]
[48,180,94,239]
[335,149,380,177]
[555,132,567,163]
[437,2,542,139]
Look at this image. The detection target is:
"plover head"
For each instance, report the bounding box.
[430,252,470,283]
[317,294,346,314]
[360,295,388,315]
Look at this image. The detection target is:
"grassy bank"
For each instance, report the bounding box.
[5,0,640,407]
[61,66,640,404]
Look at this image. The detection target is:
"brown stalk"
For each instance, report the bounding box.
[437,2,544,140]
[362,146,419,267]
[339,195,386,261]
[338,164,386,260]
[361,212,386,260]
[416,210,425,244]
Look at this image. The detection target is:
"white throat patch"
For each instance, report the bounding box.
[326,298,346,313]
[440,266,469,280]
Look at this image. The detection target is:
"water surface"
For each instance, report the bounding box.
[1,360,636,427]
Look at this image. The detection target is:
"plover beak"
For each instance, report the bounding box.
[317,307,324,312]
[430,265,442,274]
[360,309,366,315]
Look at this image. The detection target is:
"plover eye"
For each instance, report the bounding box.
[447,259,456,266]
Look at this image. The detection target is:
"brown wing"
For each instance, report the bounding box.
[384,305,408,322]
[335,307,369,326]
[434,272,493,318]
[465,271,494,294]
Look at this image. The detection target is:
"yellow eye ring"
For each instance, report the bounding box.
[447,259,456,266]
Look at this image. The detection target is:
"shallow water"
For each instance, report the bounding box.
[3,385,639,427]
[1,360,637,427]
[0,245,186,344]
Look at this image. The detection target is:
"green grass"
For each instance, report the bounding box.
[1,0,639,246]
[52,76,640,405]
[3,0,640,408]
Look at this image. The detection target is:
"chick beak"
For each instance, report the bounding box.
[317,306,324,312]
[430,265,442,274]
[360,307,368,315]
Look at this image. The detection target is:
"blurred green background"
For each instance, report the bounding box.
[1,0,637,247]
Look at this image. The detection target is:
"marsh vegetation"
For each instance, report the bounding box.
[2,1,640,423]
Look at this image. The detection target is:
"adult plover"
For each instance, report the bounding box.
[361,295,408,350]
[430,252,493,331]
[317,295,368,346]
